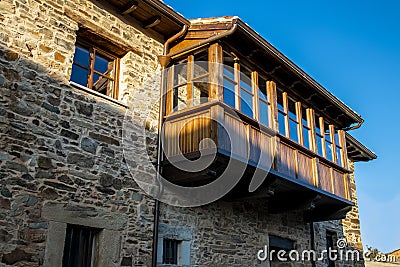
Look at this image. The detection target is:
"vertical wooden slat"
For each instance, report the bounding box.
[338,130,348,169]
[307,109,317,153]
[208,43,223,101]
[282,92,290,138]
[329,124,337,164]
[296,102,303,145]
[165,65,174,116]
[252,71,259,121]
[186,55,194,107]
[267,81,278,131]
[234,60,241,110]
[319,117,327,157]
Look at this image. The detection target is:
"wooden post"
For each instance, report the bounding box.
[329,124,337,164]
[208,43,223,101]
[186,55,194,107]
[165,65,174,115]
[338,130,348,169]
[267,81,278,132]
[234,60,241,110]
[307,108,317,153]
[282,92,290,138]
[252,71,259,121]
[319,117,327,158]
[296,102,303,145]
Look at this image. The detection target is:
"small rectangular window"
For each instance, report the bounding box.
[163,239,181,264]
[62,224,99,267]
[326,231,336,267]
[269,235,295,266]
[71,42,119,99]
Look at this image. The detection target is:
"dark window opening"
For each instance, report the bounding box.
[163,239,180,264]
[326,231,336,267]
[70,39,120,99]
[62,224,99,267]
[269,235,295,266]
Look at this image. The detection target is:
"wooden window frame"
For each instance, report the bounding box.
[169,49,210,112]
[71,40,120,99]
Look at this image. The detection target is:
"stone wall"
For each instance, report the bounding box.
[0,0,163,265]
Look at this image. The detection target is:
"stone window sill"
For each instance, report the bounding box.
[69,81,128,109]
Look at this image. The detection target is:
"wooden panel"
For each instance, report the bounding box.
[278,142,296,178]
[218,112,248,159]
[318,162,333,193]
[163,111,211,157]
[332,169,346,199]
[249,127,273,167]
[297,152,313,185]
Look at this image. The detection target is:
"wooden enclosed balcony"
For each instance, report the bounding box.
[160,41,362,221]
[161,101,353,221]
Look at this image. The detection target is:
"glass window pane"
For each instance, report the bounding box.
[240,89,253,118]
[94,53,113,76]
[334,132,341,146]
[93,76,112,96]
[223,66,235,81]
[259,100,269,126]
[278,111,286,135]
[223,78,235,107]
[173,85,187,111]
[289,119,299,143]
[73,46,90,67]
[336,148,342,166]
[303,127,310,149]
[316,135,324,156]
[288,100,297,120]
[259,88,268,101]
[240,77,252,92]
[325,140,334,161]
[193,61,208,78]
[173,64,187,86]
[70,64,88,87]
[193,82,208,106]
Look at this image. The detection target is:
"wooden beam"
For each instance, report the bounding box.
[252,71,260,121]
[267,81,278,132]
[234,60,241,110]
[208,43,223,101]
[329,125,337,164]
[319,117,327,158]
[186,55,194,107]
[296,102,304,145]
[143,16,161,29]
[307,108,317,153]
[121,1,138,15]
[282,92,290,138]
[165,65,174,115]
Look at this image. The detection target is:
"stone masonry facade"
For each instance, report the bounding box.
[0,0,366,266]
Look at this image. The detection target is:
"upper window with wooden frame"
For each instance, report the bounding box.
[70,40,120,99]
[222,52,255,119]
[171,49,209,112]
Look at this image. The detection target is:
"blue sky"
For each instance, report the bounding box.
[165,0,400,253]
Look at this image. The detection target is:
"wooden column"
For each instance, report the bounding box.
[296,102,303,145]
[329,124,337,164]
[208,43,223,101]
[252,71,259,121]
[338,130,349,169]
[319,117,327,158]
[186,55,194,107]
[267,81,278,132]
[307,108,317,153]
[282,92,290,138]
[165,65,174,115]
[234,60,241,110]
